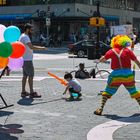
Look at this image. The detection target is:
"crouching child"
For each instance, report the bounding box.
[63,73,82,101]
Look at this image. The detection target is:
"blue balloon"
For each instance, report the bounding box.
[4,26,21,43]
[72,93,78,97]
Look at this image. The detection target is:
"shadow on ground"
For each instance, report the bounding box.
[0,123,24,140]
[17,97,82,106]
[0,111,14,117]
[0,110,24,139]
[17,97,63,106]
[103,113,140,123]
[17,98,34,106]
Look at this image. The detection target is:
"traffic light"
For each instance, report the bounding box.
[0,0,6,5]
[37,10,46,18]
[90,17,105,26]
[46,6,51,17]
[47,6,51,13]
[3,0,6,4]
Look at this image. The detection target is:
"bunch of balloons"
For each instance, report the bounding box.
[0,24,25,71]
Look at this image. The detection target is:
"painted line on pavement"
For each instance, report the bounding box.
[45,68,140,72]
[2,76,140,83]
[46,68,77,71]
[0,76,47,81]
[34,54,68,60]
[87,115,140,140]
[1,68,140,72]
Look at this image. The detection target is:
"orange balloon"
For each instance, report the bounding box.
[0,57,9,69]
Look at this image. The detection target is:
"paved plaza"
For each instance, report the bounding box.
[0,46,140,140]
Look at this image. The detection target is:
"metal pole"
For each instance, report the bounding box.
[125,0,128,23]
[96,1,100,59]
[47,26,49,38]
[46,0,49,38]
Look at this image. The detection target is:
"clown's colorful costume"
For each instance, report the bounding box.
[94,35,140,115]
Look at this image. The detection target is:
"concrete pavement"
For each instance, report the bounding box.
[0,45,140,140]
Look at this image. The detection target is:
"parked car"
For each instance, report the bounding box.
[68,40,111,58]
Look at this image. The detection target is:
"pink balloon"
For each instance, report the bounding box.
[0,24,6,43]
[8,57,23,71]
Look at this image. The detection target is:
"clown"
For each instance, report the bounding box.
[94,35,140,115]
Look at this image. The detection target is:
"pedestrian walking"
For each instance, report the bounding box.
[57,34,62,47]
[130,33,137,51]
[48,34,55,47]
[0,66,10,79]
[94,35,140,115]
[19,23,47,98]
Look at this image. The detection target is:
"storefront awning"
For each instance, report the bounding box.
[0,13,32,20]
[103,15,119,21]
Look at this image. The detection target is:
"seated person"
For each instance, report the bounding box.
[75,63,91,79]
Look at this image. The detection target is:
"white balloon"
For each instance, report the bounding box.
[0,24,6,43]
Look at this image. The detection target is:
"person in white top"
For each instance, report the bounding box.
[129,33,137,51]
[63,73,82,101]
[19,23,47,98]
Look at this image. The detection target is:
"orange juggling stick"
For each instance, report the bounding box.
[48,72,68,86]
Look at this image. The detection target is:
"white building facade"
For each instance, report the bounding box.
[0,0,139,41]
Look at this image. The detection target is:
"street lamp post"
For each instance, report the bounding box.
[96,1,100,59]
[43,0,51,38]
[125,0,128,23]
[89,0,105,59]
